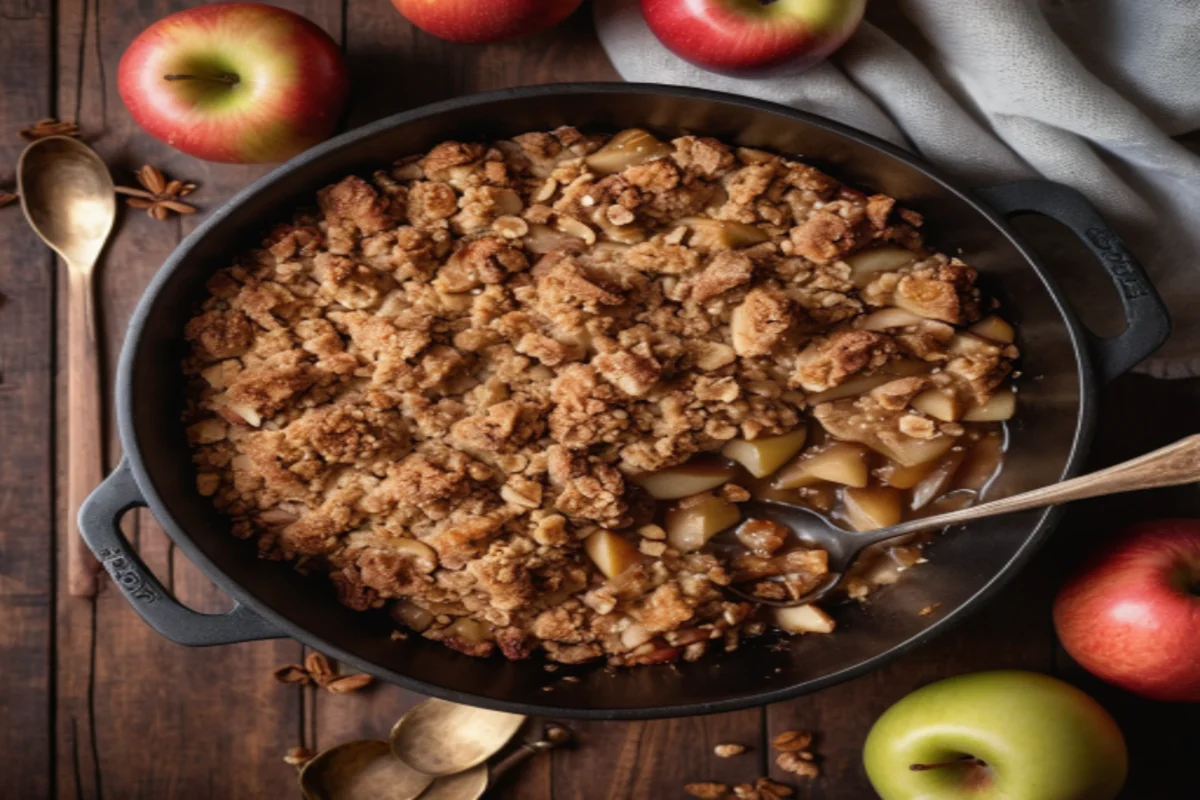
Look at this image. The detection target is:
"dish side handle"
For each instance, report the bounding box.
[977,180,1170,383]
[78,459,282,645]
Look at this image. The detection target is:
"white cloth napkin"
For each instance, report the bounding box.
[595,0,1200,378]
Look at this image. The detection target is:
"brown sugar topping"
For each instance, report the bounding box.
[183,127,1017,667]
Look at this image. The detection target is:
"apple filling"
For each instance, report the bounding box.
[184,125,1019,669]
[630,415,1009,610]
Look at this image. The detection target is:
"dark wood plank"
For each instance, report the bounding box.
[0,1,55,798]
[1050,375,1200,799]
[12,0,1194,797]
[342,0,617,128]
[52,2,340,796]
[548,712,765,800]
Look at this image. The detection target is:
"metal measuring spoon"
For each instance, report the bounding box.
[390,698,526,777]
[418,725,572,800]
[298,739,434,800]
[17,135,116,597]
[724,434,1200,607]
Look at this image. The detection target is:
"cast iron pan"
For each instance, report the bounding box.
[79,84,1169,720]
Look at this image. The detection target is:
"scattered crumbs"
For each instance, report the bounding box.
[390,630,408,641]
[561,675,580,683]
[541,685,554,692]
[919,602,942,616]
[544,664,559,672]
[714,743,747,758]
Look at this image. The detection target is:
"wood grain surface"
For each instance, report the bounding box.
[0,1,1196,798]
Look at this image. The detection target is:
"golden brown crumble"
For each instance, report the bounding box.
[184,127,1017,668]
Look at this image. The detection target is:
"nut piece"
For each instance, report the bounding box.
[305,651,336,685]
[637,523,667,540]
[776,751,819,778]
[492,215,529,239]
[325,673,375,694]
[684,782,730,799]
[272,664,311,685]
[714,743,747,758]
[639,539,668,558]
[771,730,813,752]
[756,777,794,798]
[283,746,316,768]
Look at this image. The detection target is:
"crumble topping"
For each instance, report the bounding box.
[184,127,1017,667]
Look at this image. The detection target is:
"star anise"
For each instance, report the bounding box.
[19,118,81,141]
[115,165,198,221]
[0,190,17,210]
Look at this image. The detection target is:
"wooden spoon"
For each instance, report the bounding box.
[18,135,116,597]
[725,433,1200,607]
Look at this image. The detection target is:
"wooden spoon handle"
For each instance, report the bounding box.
[67,267,103,597]
[885,434,1200,538]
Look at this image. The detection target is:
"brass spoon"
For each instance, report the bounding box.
[298,739,435,800]
[726,433,1200,608]
[417,725,572,800]
[298,725,569,800]
[390,698,526,777]
[18,135,116,597]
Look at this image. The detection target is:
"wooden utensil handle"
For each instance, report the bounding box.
[886,434,1200,538]
[67,267,104,597]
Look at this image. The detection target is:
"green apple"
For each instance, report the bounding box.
[863,671,1126,800]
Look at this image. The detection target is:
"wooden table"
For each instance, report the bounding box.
[2,2,1197,798]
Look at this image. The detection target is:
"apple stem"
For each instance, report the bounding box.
[163,73,240,86]
[909,757,988,772]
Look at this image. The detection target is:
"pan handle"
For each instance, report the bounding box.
[976,180,1170,383]
[78,460,282,645]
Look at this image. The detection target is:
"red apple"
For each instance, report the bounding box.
[640,0,865,75]
[390,0,583,44]
[1054,519,1200,702]
[118,3,349,164]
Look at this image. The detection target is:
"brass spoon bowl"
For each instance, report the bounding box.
[18,136,116,266]
[725,433,1200,608]
[390,698,526,777]
[418,725,572,800]
[298,740,435,800]
[17,134,116,597]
